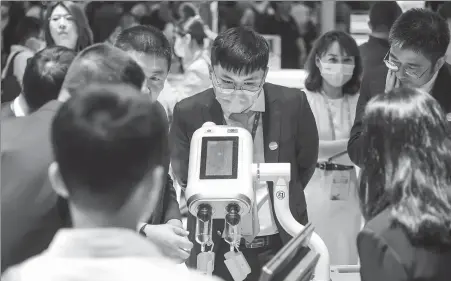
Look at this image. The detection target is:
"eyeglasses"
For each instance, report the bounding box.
[383,52,429,79]
[210,69,266,95]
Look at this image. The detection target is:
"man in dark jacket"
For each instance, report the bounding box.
[348,9,451,167]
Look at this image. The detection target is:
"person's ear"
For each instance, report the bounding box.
[315,56,322,69]
[48,162,69,199]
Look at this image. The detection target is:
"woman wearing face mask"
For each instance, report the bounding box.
[44,1,93,52]
[173,16,212,99]
[302,30,363,265]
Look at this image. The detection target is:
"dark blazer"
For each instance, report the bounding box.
[169,83,319,268]
[348,63,451,166]
[1,100,180,272]
[358,208,451,281]
[1,101,15,119]
[359,36,390,72]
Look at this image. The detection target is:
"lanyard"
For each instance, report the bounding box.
[321,93,351,141]
[224,112,261,141]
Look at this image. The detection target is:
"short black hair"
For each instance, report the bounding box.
[211,26,269,75]
[369,2,403,32]
[62,43,145,96]
[114,25,172,68]
[22,46,76,112]
[438,2,451,20]
[389,8,450,62]
[51,83,169,211]
[304,31,362,95]
[14,16,42,46]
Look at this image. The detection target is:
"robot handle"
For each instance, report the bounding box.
[273,177,331,281]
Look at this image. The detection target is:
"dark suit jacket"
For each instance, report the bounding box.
[358,208,451,281]
[169,83,319,268]
[1,101,15,119]
[1,100,180,272]
[348,63,451,166]
[359,36,390,72]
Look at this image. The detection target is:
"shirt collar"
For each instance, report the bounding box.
[419,69,439,94]
[45,228,162,258]
[11,96,26,117]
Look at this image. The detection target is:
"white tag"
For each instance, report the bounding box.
[322,169,352,201]
[224,251,251,281]
[197,251,215,275]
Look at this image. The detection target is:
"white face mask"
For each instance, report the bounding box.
[174,36,186,58]
[319,61,355,87]
[215,88,260,117]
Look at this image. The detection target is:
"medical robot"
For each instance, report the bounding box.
[185,122,330,281]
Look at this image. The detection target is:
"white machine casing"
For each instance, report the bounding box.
[185,123,254,220]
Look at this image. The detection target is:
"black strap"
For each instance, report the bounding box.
[5,51,23,78]
[223,112,261,141]
[250,112,261,141]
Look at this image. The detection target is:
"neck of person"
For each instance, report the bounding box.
[370,31,389,40]
[321,81,343,99]
[69,204,139,231]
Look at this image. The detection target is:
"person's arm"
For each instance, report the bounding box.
[347,71,372,167]
[161,174,182,225]
[357,228,408,281]
[169,102,190,188]
[318,139,348,160]
[295,91,319,189]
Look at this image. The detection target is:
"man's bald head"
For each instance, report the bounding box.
[60,43,145,100]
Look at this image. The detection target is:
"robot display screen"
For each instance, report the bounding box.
[200,136,238,179]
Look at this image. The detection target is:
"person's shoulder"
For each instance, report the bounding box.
[360,208,414,260]
[2,101,61,152]
[175,88,215,111]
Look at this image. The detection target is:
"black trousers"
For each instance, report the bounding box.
[213,234,283,281]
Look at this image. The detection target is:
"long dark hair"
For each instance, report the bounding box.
[360,87,451,246]
[44,1,93,52]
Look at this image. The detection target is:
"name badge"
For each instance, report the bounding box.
[325,170,351,201]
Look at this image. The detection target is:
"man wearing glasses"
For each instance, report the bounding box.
[169,26,319,281]
[348,8,451,167]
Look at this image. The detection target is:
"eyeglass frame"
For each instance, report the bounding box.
[210,67,268,95]
[383,52,430,79]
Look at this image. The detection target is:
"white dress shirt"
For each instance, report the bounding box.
[2,228,220,281]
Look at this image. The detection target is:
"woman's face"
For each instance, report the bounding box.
[49,5,78,50]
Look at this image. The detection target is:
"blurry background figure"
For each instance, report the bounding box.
[2,2,26,70]
[173,16,211,93]
[1,16,43,104]
[438,2,451,65]
[2,46,76,119]
[303,30,362,265]
[335,2,351,33]
[254,1,304,69]
[359,2,403,71]
[44,1,93,52]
